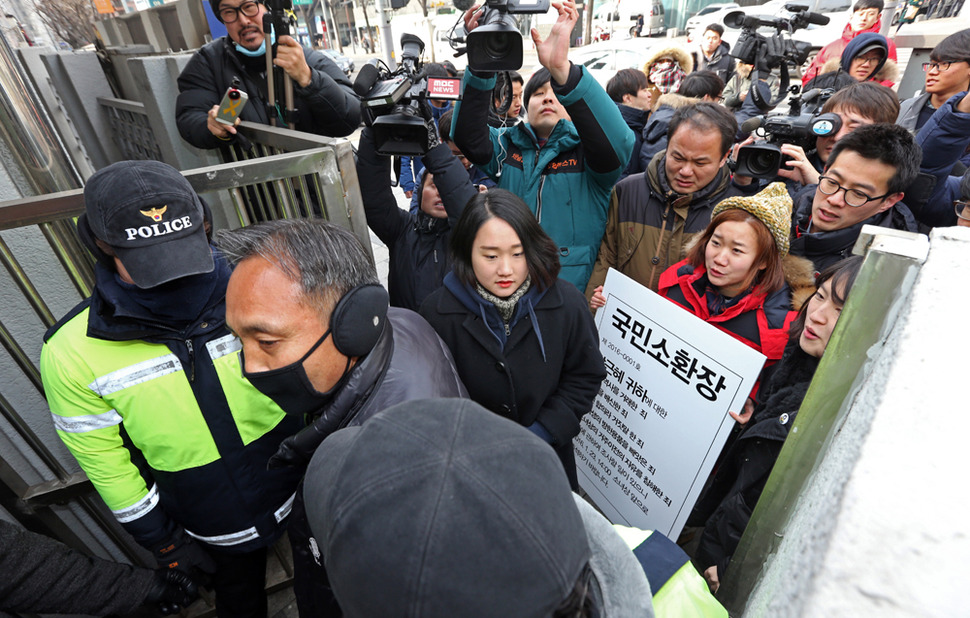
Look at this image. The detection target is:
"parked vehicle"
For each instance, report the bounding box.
[686,3,740,42]
[567,38,662,86]
[592,0,665,39]
[324,49,355,77]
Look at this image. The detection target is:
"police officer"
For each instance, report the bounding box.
[41,160,303,618]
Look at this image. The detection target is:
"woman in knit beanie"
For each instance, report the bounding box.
[657,182,815,374]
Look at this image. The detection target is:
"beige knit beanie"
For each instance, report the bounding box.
[712,182,793,256]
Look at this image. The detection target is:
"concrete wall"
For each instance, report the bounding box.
[741,227,970,616]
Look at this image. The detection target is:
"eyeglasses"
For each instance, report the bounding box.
[956,200,970,221]
[854,54,883,66]
[220,0,260,23]
[818,176,891,208]
[922,61,955,72]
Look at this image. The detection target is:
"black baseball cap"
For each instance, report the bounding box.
[83,160,213,289]
[304,398,591,617]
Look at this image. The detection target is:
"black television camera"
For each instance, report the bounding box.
[735,88,841,179]
[454,0,550,72]
[354,34,462,156]
[724,4,828,110]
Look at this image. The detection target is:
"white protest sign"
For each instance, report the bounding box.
[576,268,767,539]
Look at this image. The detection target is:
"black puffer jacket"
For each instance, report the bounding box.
[357,128,477,311]
[175,37,360,149]
[689,342,820,578]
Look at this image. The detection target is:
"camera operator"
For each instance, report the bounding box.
[175,0,360,150]
[357,109,479,311]
[452,0,635,292]
[735,82,899,195]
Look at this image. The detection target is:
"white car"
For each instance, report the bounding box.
[567,39,662,87]
[685,3,741,41]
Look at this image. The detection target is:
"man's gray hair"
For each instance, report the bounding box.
[217,219,378,315]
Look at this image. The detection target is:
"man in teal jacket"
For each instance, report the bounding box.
[453,0,635,291]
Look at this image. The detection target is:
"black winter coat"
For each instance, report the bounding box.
[689,342,820,577]
[175,38,360,149]
[420,275,606,448]
[357,128,477,311]
[285,308,468,615]
[0,520,153,616]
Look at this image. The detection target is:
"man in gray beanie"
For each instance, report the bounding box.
[303,398,655,617]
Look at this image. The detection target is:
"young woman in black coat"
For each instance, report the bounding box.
[689,255,865,593]
[419,190,606,489]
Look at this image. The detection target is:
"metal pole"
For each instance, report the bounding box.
[374,0,395,69]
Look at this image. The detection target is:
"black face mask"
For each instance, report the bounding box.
[241,328,351,417]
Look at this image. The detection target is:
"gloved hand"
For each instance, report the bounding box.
[152,529,216,587]
[145,568,199,615]
[267,423,326,469]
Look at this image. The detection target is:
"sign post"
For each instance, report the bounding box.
[576,269,767,539]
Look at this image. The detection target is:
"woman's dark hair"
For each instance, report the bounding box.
[686,208,786,297]
[449,189,560,291]
[789,255,864,340]
[552,563,595,618]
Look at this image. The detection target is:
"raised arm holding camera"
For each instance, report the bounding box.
[452,0,634,292]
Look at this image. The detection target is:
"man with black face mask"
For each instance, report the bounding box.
[41,160,304,618]
[218,218,467,617]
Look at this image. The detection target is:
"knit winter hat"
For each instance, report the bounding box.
[712,181,793,256]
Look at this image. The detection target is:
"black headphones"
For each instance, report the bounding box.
[328,283,389,358]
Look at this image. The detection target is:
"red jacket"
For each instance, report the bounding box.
[801,18,898,87]
[657,260,795,364]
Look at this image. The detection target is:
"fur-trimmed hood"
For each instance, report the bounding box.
[681,235,817,311]
[818,56,898,86]
[651,91,697,113]
[643,45,694,76]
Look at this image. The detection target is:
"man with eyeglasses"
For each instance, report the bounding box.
[790,123,920,271]
[175,0,360,150]
[898,29,970,167]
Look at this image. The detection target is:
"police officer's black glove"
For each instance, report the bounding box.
[145,568,199,615]
[152,528,216,587]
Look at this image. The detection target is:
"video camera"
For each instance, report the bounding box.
[453,0,550,72]
[353,34,462,156]
[735,88,841,179]
[723,4,827,110]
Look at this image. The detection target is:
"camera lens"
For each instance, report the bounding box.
[484,32,514,60]
[749,150,778,176]
[228,90,240,100]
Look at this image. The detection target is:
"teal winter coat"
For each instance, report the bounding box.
[453,64,635,290]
